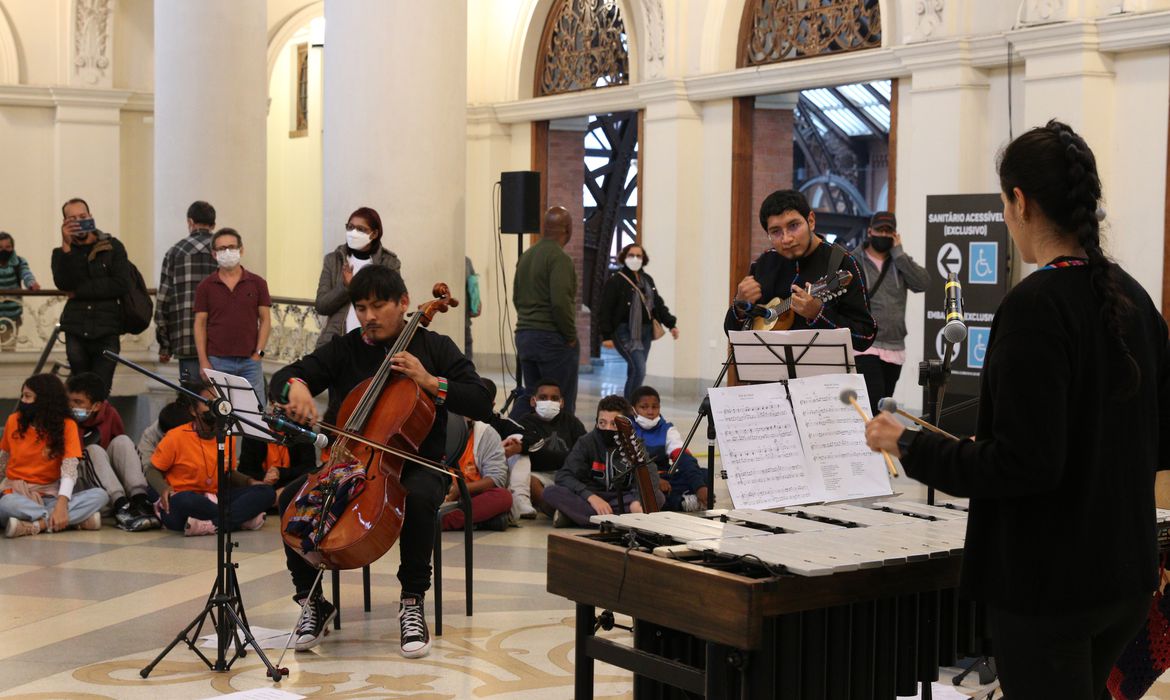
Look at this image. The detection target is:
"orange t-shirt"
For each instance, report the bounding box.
[0,413,82,485]
[263,443,290,470]
[151,425,236,494]
[455,433,480,482]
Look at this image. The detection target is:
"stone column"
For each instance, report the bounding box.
[323,0,467,340]
[153,0,267,278]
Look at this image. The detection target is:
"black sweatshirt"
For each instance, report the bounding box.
[903,262,1170,613]
[269,327,494,465]
[724,240,876,352]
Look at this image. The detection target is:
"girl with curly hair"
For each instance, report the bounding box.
[0,373,108,537]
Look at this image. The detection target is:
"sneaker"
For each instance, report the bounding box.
[5,518,42,538]
[293,595,336,651]
[184,517,216,536]
[552,510,574,528]
[476,513,509,531]
[681,493,702,513]
[120,514,161,532]
[129,493,154,518]
[398,593,431,658]
[76,511,102,531]
[240,512,266,531]
[115,501,137,529]
[513,496,537,520]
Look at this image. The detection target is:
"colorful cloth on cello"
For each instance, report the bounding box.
[284,460,367,554]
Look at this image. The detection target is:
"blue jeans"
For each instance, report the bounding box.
[613,322,654,401]
[209,356,265,406]
[0,488,108,527]
[157,485,275,532]
[512,329,579,418]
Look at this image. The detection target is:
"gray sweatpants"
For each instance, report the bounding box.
[77,435,148,513]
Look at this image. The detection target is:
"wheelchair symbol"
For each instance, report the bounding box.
[967,327,990,369]
[968,242,998,284]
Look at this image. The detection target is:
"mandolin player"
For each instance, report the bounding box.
[725,189,876,353]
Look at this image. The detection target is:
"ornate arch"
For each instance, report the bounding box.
[266,1,324,85]
[737,0,882,69]
[534,0,631,97]
[0,2,22,84]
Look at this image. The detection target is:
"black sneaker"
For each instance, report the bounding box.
[129,493,154,518]
[476,513,509,531]
[294,595,336,651]
[398,593,431,658]
[120,514,161,532]
[114,500,136,529]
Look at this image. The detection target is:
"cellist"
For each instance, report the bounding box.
[269,265,493,658]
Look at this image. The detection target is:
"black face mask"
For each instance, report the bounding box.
[869,236,894,253]
[16,400,37,419]
[0,251,13,264]
[597,429,619,448]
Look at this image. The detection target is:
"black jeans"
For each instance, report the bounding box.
[855,354,902,415]
[280,462,448,598]
[64,333,120,391]
[988,592,1150,700]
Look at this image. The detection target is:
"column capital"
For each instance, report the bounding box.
[895,40,990,93]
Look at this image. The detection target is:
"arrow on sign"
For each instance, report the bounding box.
[937,242,962,279]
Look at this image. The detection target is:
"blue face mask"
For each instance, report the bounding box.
[71,407,92,422]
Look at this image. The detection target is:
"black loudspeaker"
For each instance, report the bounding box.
[500,171,541,234]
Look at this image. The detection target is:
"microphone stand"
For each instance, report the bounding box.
[917,338,956,508]
[671,312,753,510]
[102,352,290,682]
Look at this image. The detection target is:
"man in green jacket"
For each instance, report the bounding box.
[512,206,579,418]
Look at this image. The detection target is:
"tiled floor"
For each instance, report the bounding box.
[0,353,1165,698]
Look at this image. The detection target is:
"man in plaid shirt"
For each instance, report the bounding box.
[156,201,217,381]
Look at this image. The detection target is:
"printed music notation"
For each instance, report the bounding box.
[708,373,893,511]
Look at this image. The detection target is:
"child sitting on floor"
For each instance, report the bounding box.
[0,373,108,538]
[630,385,710,512]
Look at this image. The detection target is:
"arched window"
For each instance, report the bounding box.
[739,0,881,68]
[536,0,630,97]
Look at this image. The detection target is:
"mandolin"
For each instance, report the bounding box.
[751,270,853,331]
[613,414,659,514]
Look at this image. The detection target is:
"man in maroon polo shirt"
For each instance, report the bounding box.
[193,228,272,403]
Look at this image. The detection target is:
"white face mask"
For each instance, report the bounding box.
[625,255,643,272]
[346,230,372,251]
[635,414,660,430]
[534,400,561,421]
[216,249,241,268]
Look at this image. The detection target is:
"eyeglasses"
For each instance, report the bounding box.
[767,220,806,240]
[213,245,241,252]
[345,223,373,234]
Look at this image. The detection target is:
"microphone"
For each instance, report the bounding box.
[264,412,329,449]
[733,300,780,323]
[943,273,967,344]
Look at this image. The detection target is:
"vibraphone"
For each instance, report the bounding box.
[547,503,1170,699]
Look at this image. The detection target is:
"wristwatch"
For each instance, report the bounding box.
[896,429,919,459]
[256,349,265,358]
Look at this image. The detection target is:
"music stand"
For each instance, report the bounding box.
[727,327,856,382]
[203,369,272,441]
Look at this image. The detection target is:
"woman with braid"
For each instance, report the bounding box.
[867,120,1170,698]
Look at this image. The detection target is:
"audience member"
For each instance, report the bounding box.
[238,436,316,500]
[498,378,586,519]
[137,400,191,468]
[441,414,512,531]
[464,256,480,358]
[315,206,401,348]
[541,394,664,527]
[156,200,218,381]
[194,228,271,403]
[0,232,40,351]
[51,198,131,390]
[630,385,709,512]
[0,373,108,538]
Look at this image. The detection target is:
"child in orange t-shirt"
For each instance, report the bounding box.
[145,382,275,535]
[0,374,109,538]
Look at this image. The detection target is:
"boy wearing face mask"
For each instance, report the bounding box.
[193,229,272,404]
[0,232,40,351]
[65,372,157,530]
[849,211,929,414]
[540,395,664,527]
[630,386,709,512]
[145,381,275,535]
[497,378,586,518]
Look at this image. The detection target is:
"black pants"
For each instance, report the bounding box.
[65,333,119,391]
[280,462,447,598]
[988,592,1150,700]
[855,354,902,415]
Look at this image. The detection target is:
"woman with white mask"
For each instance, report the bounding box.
[314,206,402,347]
[597,243,679,401]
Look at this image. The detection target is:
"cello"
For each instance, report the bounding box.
[279,282,459,570]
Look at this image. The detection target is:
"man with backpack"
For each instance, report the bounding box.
[52,198,133,391]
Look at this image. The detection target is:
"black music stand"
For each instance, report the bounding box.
[726,327,856,382]
[101,352,290,682]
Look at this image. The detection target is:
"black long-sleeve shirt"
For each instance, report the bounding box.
[597,267,677,340]
[269,326,494,465]
[903,262,1170,613]
[724,240,876,352]
[51,232,131,339]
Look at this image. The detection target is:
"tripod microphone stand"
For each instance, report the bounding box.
[102,351,289,682]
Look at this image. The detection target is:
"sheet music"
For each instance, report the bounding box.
[728,328,854,382]
[707,383,827,509]
[786,373,892,501]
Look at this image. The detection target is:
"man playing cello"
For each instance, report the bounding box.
[726,189,876,352]
[270,265,493,658]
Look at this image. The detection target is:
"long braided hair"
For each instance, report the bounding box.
[997,119,1139,397]
[15,373,71,460]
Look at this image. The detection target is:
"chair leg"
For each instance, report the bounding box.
[462,502,473,617]
[433,513,443,637]
[331,568,342,630]
[362,564,371,613]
